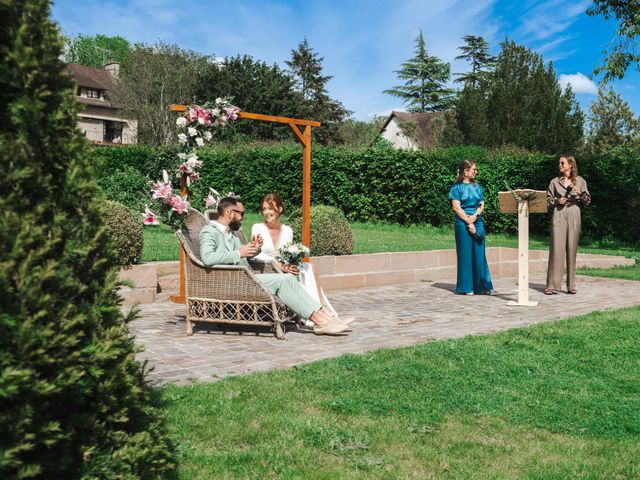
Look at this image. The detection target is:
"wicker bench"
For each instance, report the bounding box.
[176,210,296,339]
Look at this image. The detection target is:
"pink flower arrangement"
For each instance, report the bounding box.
[145,98,240,230]
[152,181,173,200]
[188,105,212,126]
[205,188,220,208]
[142,207,160,225]
[187,172,200,185]
[225,106,240,121]
[169,195,190,214]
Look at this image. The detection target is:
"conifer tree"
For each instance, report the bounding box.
[586,87,639,152]
[286,38,351,144]
[195,54,305,140]
[0,1,174,478]
[452,36,495,145]
[454,35,495,88]
[453,39,584,152]
[455,85,490,145]
[486,40,584,153]
[384,30,453,112]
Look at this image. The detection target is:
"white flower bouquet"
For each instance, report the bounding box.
[278,241,310,266]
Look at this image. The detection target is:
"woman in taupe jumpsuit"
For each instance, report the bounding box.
[545,155,591,295]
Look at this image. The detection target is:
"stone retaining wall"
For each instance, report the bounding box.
[117,248,635,305]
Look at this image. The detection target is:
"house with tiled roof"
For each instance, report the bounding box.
[379,110,450,150]
[66,62,137,144]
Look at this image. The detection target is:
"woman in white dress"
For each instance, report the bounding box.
[251,193,339,318]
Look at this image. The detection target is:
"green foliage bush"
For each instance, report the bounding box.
[97,165,150,214]
[90,143,640,243]
[1,2,174,478]
[580,145,640,243]
[91,144,152,176]
[288,205,354,256]
[102,200,144,266]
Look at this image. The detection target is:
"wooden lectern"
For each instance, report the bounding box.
[499,190,547,306]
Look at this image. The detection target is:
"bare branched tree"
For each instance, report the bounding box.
[110,42,209,145]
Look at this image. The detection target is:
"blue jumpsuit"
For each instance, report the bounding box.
[449,182,494,294]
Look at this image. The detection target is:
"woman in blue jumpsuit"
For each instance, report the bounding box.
[448,160,496,295]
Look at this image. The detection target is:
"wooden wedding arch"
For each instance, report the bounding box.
[168,104,321,304]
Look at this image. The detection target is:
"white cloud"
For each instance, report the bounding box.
[558,72,598,95]
[514,0,591,42]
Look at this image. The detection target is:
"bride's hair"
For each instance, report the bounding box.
[261,193,285,217]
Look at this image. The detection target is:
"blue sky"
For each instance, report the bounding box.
[51,0,639,122]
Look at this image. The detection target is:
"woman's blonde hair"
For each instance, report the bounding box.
[261,193,284,217]
[455,160,477,184]
[559,155,578,183]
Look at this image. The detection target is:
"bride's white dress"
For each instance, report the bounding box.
[251,222,336,316]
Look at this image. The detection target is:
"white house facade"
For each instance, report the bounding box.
[379,111,449,150]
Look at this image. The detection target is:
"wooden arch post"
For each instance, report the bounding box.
[168,104,320,304]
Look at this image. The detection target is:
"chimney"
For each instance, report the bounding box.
[104,60,120,79]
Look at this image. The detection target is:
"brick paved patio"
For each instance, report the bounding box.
[128,275,640,386]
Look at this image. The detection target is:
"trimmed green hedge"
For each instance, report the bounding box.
[91,144,640,243]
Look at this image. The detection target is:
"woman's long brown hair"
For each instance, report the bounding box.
[559,155,578,184]
[261,193,285,217]
[455,160,476,184]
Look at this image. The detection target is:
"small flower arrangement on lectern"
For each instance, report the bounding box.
[504,181,544,217]
[278,241,310,266]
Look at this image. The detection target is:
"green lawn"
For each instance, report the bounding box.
[142,216,639,280]
[161,307,640,479]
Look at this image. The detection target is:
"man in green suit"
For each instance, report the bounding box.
[199,197,349,335]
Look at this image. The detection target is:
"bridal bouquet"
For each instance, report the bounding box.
[278,241,310,266]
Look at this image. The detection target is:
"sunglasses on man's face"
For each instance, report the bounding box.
[231,209,245,218]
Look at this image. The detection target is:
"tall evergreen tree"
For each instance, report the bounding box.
[286,38,332,103]
[286,38,351,145]
[384,30,453,112]
[452,36,495,145]
[195,54,305,140]
[0,1,174,478]
[454,35,495,88]
[454,85,490,145]
[586,87,639,152]
[485,39,584,153]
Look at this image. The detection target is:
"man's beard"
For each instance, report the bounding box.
[229,219,242,231]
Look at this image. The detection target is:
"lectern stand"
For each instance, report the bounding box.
[499,190,547,307]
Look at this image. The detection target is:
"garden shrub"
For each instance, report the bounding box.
[91,144,153,176]
[288,205,354,256]
[97,165,151,214]
[142,145,182,183]
[579,145,640,244]
[90,143,640,244]
[0,2,174,478]
[102,200,144,266]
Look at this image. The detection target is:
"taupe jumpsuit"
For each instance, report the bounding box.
[546,176,591,292]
